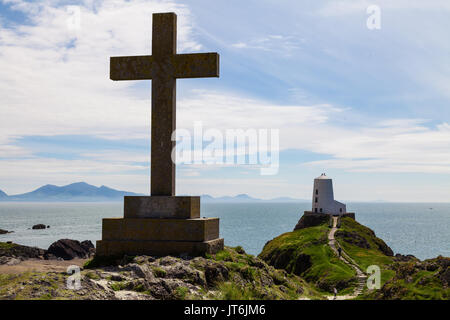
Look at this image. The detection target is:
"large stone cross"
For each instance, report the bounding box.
[110,12,219,196]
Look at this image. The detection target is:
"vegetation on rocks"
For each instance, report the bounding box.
[0,246,323,300]
[335,217,396,286]
[1,215,449,300]
[359,256,450,300]
[258,221,357,294]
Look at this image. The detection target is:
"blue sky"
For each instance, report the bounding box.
[0,0,449,201]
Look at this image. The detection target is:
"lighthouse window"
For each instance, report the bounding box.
[320,208,323,213]
[315,208,318,213]
[315,197,318,203]
[315,189,318,195]
[340,208,342,213]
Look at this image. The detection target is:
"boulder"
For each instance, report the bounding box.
[80,240,95,256]
[0,242,46,259]
[440,267,450,286]
[0,229,12,234]
[335,230,371,249]
[32,224,46,230]
[45,239,92,260]
[394,254,418,262]
[204,262,229,287]
[294,212,329,231]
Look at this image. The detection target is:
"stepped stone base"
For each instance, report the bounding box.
[97,196,222,257]
[124,196,200,219]
[101,217,219,242]
[96,238,224,257]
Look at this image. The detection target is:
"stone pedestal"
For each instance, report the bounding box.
[96,196,224,257]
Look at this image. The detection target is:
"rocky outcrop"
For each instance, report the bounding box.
[0,246,319,300]
[335,230,371,249]
[262,246,312,276]
[364,256,450,300]
[32,224,47,230]
[294,212,330,230]
[394,254,418,262]
[204,261,229,287]
[81,240,96,256]
[0,243,46,261]
[45,239,95,260]
[0,229,12,234]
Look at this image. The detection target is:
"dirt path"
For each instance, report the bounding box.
[0,258,88,274]
[327,216,366,300]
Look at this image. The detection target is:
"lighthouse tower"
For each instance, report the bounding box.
[312,173,346,215]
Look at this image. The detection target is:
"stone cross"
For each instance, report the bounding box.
[110,12,219,196]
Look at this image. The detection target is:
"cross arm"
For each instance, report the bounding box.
[174,53,219,79]
[110,55,153,81]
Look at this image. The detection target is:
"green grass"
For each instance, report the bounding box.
[216,282,259,300]
[215,250,233,262]
[0,242,16,250]
[335,217,395,286]
[258,222,357,293]
[151,266,167,277]
[110,281,128,291]
[84,271,100,280]
[175,286,189,300]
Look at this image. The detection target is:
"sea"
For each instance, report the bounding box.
[0,202,449,260]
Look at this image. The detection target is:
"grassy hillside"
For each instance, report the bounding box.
[258,222,357,294]
[0,245,323,300]
[335,217,396,286]
[359,256,450,300]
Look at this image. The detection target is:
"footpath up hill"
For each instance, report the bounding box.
[259,215,450,300]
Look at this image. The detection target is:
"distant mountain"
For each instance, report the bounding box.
[0,183,308,203]
[0,190,7,199]
[200,194,308,203]
[1,182,143,202]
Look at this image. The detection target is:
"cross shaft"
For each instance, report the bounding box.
[110,12,219,196]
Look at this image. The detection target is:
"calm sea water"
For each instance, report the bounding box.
[0,202,449,260]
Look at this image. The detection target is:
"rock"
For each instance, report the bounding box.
[294,212,329,231]
[204,262,229,287]
[440,267,450,286]
[165,262,206,286]
[234,246,246,254]
[370,236,394,256]
[80,240,96,256]
[45,239,91,260]
[435,256,450,269]
[32,224,46,230]
[293,254,312,275]
[262,246,312,276]
[159,256,178,266]
[81,240,94,251]
[2,257,22,266]
[336,230,371,249]
[0,242,46,260]
[394,254,418,262]
[0,229,12,234]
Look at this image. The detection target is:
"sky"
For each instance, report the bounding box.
[0,0,449,202]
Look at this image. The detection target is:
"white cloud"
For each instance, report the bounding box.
[1,0,450,198]
[0,0,200,141]
[231,34,303,56]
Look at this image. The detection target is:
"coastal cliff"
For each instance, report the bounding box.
[0,217,448,300]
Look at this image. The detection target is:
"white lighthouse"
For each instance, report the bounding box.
[312,173,346,215]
